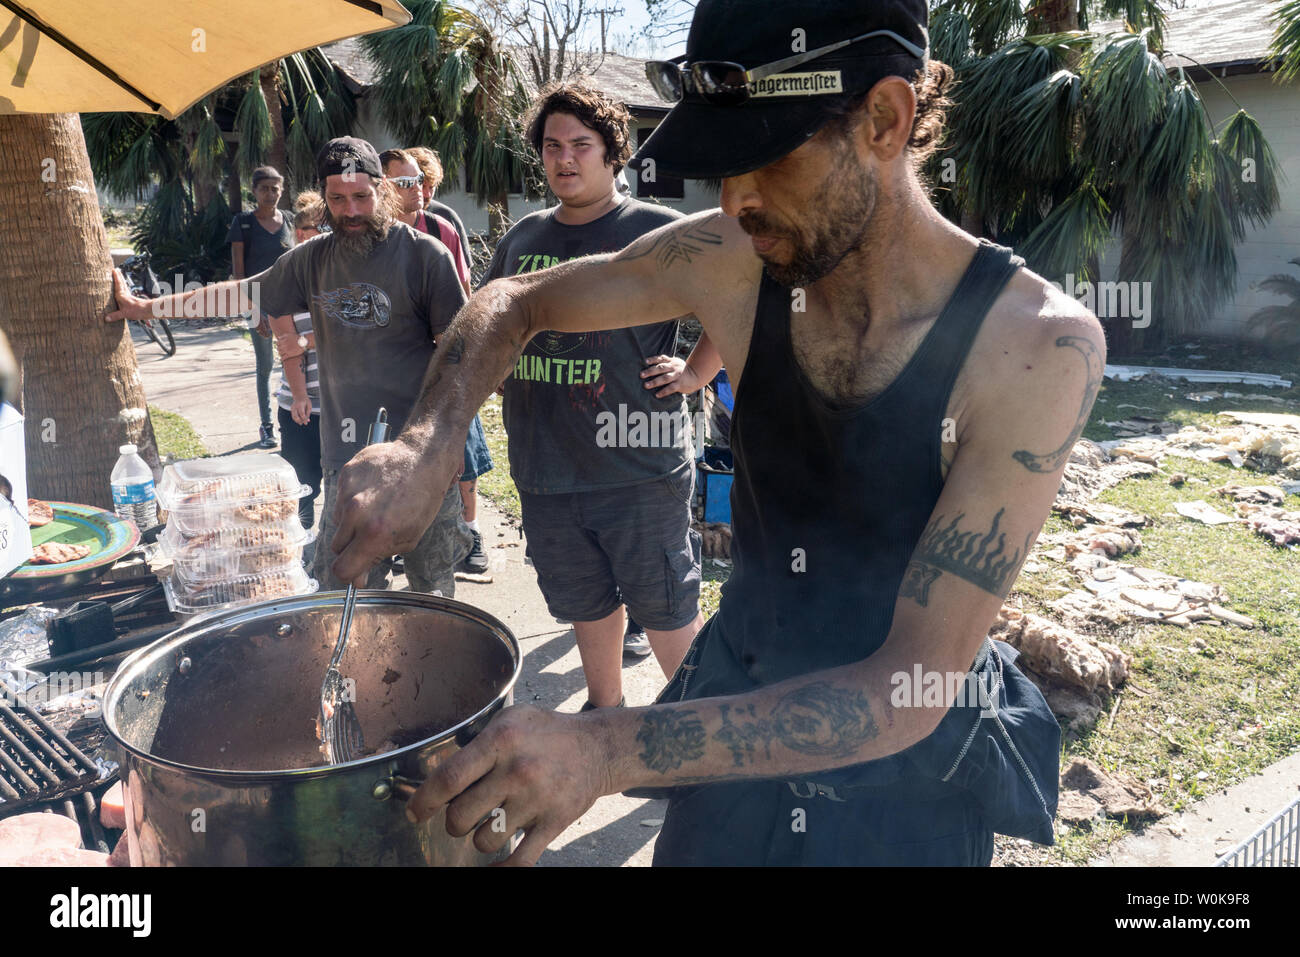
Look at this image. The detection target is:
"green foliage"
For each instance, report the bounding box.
[84,46,353,281]
[362,0,541,210]
[930,1,1285,344]
[1270,0,1300,83]
[233,71,273,174]
[130,188,232,285]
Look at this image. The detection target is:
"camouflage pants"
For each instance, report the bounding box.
[311,468,471,598]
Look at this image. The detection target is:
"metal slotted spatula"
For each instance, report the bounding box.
[319,408,390,764]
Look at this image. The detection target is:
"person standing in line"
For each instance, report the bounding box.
[475,81,720,702]
[383,147,494,575]
[408,146,474,270]
[229,166,295,450]
[267,190,329,533]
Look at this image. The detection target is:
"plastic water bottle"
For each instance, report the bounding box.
[110,443,158,529]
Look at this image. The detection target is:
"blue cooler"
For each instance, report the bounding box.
[697,447,734,525]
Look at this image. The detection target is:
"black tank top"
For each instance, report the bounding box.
[710,240,1024,687]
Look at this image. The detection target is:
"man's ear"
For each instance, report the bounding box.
[864,76,917,161]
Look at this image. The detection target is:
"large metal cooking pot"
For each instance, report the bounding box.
[102,590,520,866]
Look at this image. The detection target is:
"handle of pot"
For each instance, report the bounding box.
[375,774,422,802]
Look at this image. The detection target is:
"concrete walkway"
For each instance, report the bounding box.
[134,323,666,866]
[1092,752,1300,867]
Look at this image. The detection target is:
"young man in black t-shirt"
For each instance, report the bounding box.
[482,83,721,709]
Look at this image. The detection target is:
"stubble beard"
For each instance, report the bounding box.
[741,137,878,289]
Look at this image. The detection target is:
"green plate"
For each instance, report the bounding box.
[9,501,140,580]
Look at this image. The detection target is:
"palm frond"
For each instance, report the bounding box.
[1082,29,1170,168]
[1244,304,1300,348]
[964,0,1026,57]
[1217,109,1282,231]
[1019,183,1111,280]
[1129,81,1209,197]
[233,72,272,173]
[435,47,475,120]
[1269,0,1300,83]
[1088,0,1168,49]
[186,97,226,187]
[931,2,973,66]
[1003,68,1082,182]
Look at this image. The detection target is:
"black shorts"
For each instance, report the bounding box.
[519,466,701,632]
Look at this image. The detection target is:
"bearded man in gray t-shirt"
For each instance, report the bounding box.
[108,137,472,597]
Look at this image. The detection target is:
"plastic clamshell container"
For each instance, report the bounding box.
[157,522,315,580]
[163,565,318,616]
[160,489,309,536]
[157,454,302,507]
[157,454,309,534]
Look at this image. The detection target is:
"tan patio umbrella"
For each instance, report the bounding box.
[0,1,411,506]
[1,0,411,117]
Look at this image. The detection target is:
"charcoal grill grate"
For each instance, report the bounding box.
[0,694,101,818]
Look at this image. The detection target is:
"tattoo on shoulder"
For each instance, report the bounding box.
[636,710,707,773]
[1012,335,1103,473]
[901,509,1030,606]
[619,213,725,271]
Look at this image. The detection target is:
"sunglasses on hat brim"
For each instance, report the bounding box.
[646,28,928,106]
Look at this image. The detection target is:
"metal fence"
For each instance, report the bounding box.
[1216,796,1300,867]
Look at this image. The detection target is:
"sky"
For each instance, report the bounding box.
[576,2,689,59]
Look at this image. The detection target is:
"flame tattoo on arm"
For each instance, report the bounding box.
[901,508,1030,607]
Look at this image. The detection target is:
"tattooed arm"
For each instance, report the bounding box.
[329,210,752,582]
[406,304,1105,861]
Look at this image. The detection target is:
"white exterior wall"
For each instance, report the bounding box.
[1093,72,1299,339]
[1197,72,1300,336]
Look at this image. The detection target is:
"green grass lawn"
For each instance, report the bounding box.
[476,395,520,522]
[149,405,208,460]
[1013,348,1300,863]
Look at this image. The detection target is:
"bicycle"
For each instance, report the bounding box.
[118,252,176,358]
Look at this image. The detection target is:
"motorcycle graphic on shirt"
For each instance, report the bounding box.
[314,283,392,329]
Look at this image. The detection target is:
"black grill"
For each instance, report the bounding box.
[0,693,101,817]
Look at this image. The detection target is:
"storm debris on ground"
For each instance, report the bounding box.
[1056,757,1169,826]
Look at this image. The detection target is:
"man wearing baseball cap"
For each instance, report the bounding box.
[109,136,472,597]
[332,0,1102,865]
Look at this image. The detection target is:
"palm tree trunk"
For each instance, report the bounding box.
[260,62,288,199]
[0,114,160,508]
[1111,229,1138,356]
[1028,1,1080,34]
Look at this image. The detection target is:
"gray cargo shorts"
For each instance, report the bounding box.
[519,465,702,631]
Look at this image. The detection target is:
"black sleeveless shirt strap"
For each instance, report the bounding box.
[908,241,1024,417]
